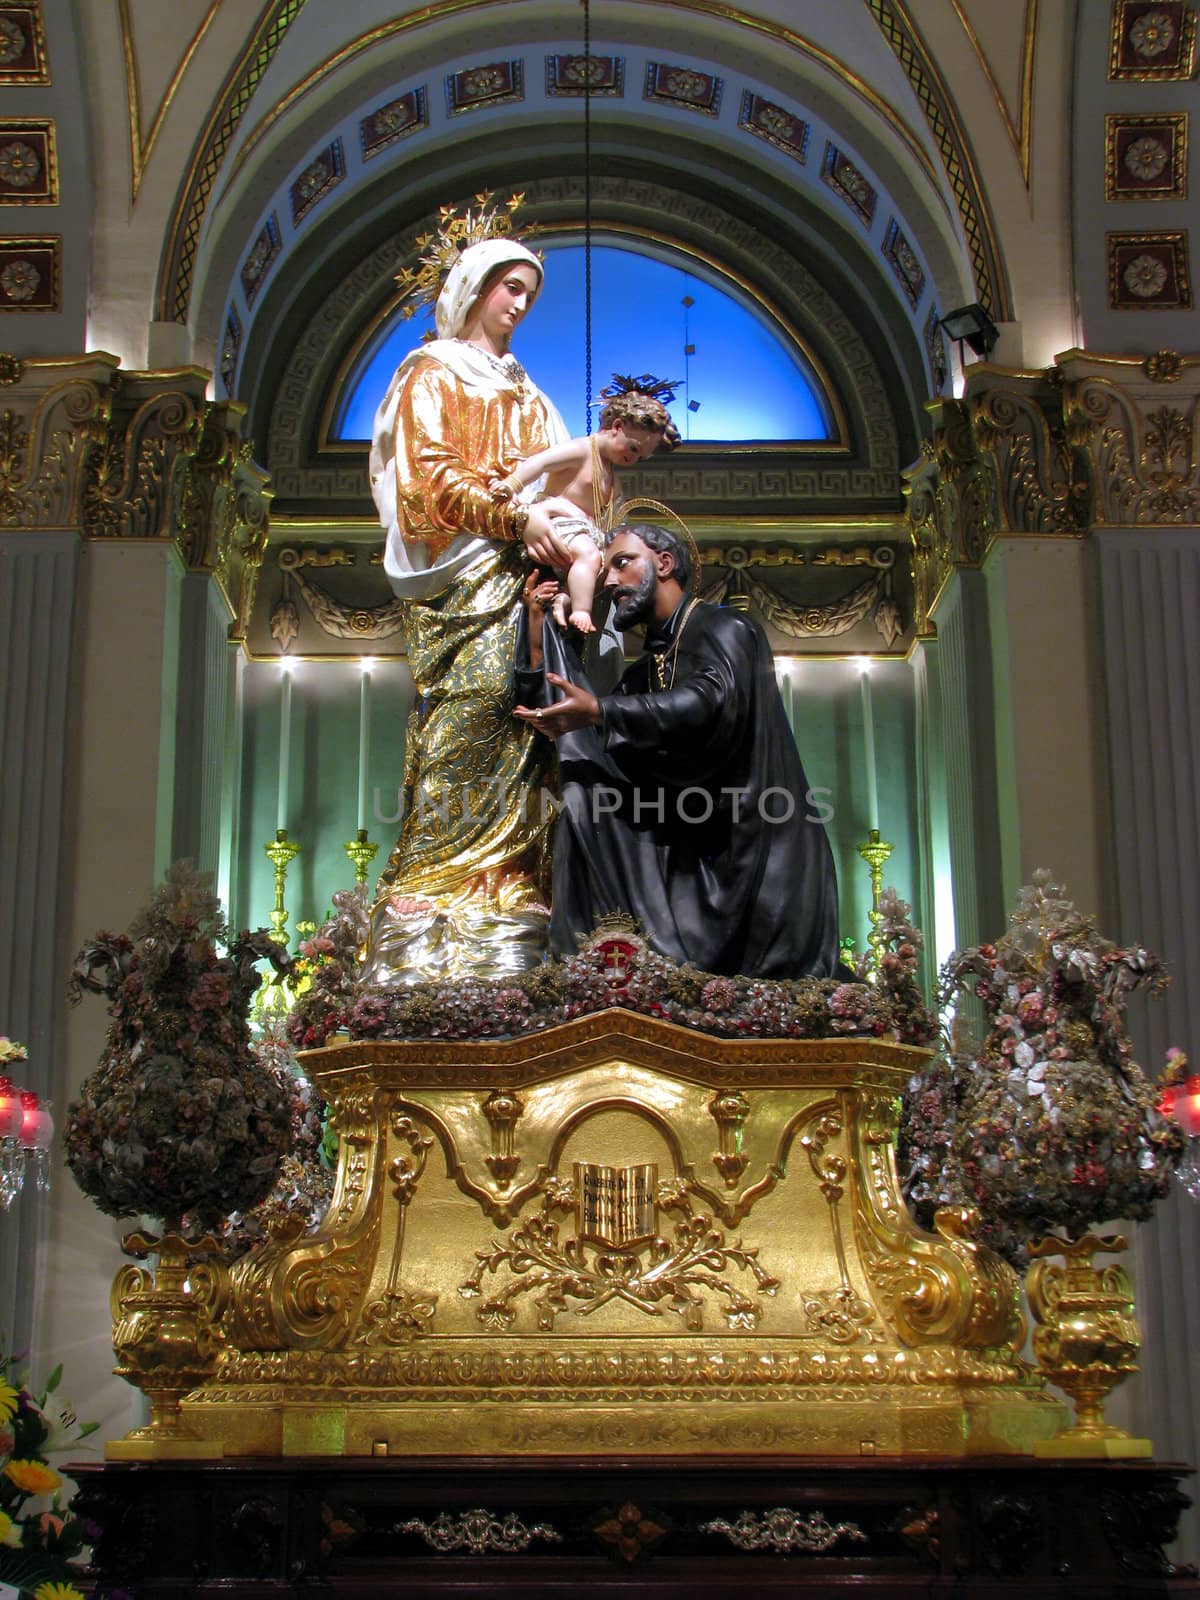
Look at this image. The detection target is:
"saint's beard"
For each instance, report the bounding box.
[612,565,656,629]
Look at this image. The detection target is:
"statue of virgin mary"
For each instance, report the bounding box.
[362,224,577,985]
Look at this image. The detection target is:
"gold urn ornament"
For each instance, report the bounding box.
[1027,1231,1151,1458]
[108,1229,229,1459]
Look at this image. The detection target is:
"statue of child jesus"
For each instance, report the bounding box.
[492,374,680,633]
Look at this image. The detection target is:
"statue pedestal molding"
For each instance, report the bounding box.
[121,1013,1067,1462]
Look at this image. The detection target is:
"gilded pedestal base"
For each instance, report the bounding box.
[128,1015,1066,1460]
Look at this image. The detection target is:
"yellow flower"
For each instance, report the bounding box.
[4,1458,61,1494]
[0,1508,22,1546]
[0,1378,18,1421]
[34,1585,86,1600]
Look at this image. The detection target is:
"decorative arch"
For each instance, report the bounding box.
[325,233,846,447]
[259,175,904,518]
[164,0,1005,343]
[156,0,308,323]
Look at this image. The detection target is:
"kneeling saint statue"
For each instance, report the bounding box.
[515,523,843,979]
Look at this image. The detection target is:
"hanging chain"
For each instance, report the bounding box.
[583,0,593,433]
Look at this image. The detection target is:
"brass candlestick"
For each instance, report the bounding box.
[857,827,894,972]
[345,828,378,886]
[265,828,301,946]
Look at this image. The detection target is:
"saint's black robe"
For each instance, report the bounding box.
[517,598,842,979]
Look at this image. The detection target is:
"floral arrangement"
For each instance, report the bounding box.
[900,870,1184,1266]
[0,1356,96,1600]
[63,862,297,1229]
[183,1014,332,1260]
[284,886,371,1048]
[286,886,937,1048]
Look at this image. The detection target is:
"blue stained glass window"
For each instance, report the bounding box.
[333,240,833,443]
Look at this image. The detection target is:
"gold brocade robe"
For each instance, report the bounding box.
[363,353,564,986]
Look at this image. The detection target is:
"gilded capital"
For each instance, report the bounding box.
[1056,351,1200,526]
[0,352,116,529]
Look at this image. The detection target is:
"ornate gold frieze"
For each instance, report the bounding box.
[206,1339,1045,1396]
[904,353,1200,627]
[903,397,995,635]
[700,1507,867,1552]
[970,378,1090,535]
[1063,375,1200,525]
[82,370,205,539]
[152,1020,1069,1461]
[177,400,271,641]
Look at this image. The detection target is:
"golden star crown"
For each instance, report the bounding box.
[393,191,538,317]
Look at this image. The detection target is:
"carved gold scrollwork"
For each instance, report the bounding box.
[482,1088,524,1189]
[970,384,1090,534]
[903,397,999,633]
[355,1111,439,1347]
[227,1084,386,1350]
[853,1090,1023,1351]
[903,453,941,639]
[388,1112,433,1203]
[709,1089,750,1187]
[0,377,112,527]
[458,1173,778,1333]
[701,1507,868,1552]
[173,399,271,640]
[177,403,242,568]
[797,1101,880,1344]
[83,382,204,539]
[1064,378,1200,525]
[396,1508,563,1553]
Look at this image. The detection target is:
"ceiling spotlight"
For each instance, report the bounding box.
[939,303,999,360]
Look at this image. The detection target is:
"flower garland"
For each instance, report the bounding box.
[0,1357,96,1600]
[286,886,937,1049]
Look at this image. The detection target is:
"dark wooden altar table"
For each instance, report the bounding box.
[72,1453,1199,1597]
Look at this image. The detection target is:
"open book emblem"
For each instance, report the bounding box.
[575,1161,657,1248]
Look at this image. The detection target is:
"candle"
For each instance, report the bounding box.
[777,661,795,735]
[858,661,879,833]
[276,663,292,833]
[357,660,373,833]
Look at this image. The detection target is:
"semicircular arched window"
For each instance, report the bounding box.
[331,238,837,444]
